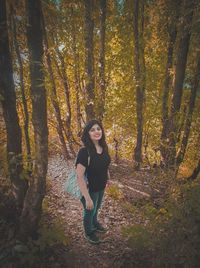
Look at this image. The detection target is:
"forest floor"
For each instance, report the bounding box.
[45,154,158,268]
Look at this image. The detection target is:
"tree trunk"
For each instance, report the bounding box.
[11,6,32,171]
[160,25,177,163]
[53,41,76,156]
[187,159,200,181]
[98,0,106,122]
[84,0,95,121]
[0,0,28,208]
[71,8,82,136]
[41,8,70,159]
[132,0,146,170]
[167,0,195,167]
[20,0,48,239]
[176,54,200,166]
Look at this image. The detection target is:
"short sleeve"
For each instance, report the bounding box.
[75,147,89,168]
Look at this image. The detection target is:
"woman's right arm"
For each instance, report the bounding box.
[76,163,94,210]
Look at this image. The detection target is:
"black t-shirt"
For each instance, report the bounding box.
[75,147,111,192]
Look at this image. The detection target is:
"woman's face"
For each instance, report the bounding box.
[88,124,102,142]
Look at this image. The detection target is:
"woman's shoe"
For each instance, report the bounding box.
[94,223,108,233]
[84,232,101,244]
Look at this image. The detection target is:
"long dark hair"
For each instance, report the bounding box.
[81,119,109,155]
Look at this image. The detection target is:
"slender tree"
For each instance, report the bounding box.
[11,5,32,167]
[41,8,70,159]
[53,40,76,155]
[84,0,95,121]
[166,0,195,167]
[176,54,200,166]
[187,159,200,181]
[132,0,146,170]
[160,7,179,164]
[98,0,107,122]
[0,0,28,208]
[20,0,48,239]
[71,7,82,136]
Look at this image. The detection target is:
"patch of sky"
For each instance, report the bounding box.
[58,44,65,52]
[49,0,61,9]
[116,0,125,15]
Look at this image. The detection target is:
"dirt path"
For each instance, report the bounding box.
[46,155,153,268]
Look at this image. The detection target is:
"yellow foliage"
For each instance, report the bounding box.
[106,184,124,200]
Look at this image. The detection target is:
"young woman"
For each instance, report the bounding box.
[75,119,111,244]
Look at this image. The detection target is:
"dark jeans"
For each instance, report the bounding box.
[80,190,105,235]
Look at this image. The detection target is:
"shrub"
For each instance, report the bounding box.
[122,182,200,268]
[106,184,124,200]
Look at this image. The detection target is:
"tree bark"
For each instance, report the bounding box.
[0,0,28,208]
[187,159,200,181]
[176,54,200,166]
[71,7,82,136]
[84,0,95,121]
[133,0,146,169]
[167,0,195,167]
[20,0,48,239]
[98,0,107,122]
[160,25,177,163]
[11,6,32,170]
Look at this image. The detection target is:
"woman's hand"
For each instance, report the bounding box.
[85,197,94,210]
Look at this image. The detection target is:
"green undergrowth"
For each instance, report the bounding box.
[5,220,69,268]
[0,176,70,268]
[121,181,200,268]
